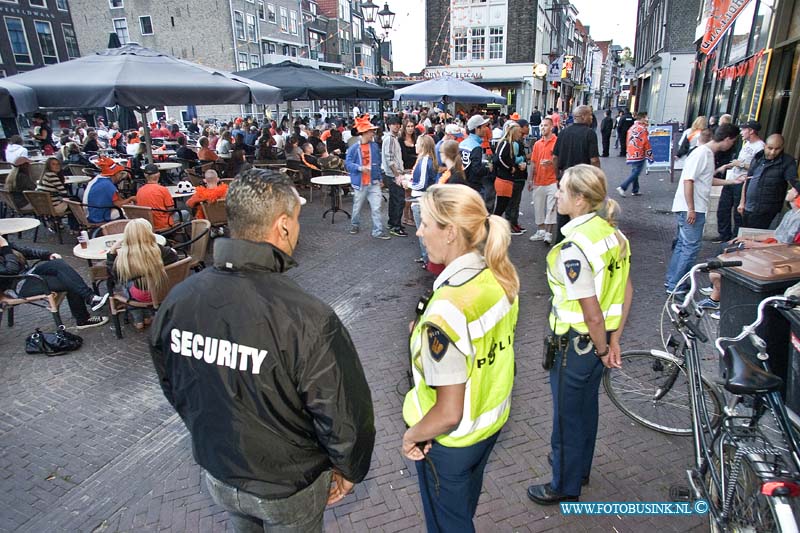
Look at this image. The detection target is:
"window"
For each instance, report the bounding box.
[113,18,130,45]
[5,17,31,64]
[279,6,288,32]
[257,1,265,21]
[29,0,45,6]
[109,0,123,7]
[309,2,317,16]
[250,54,259,68]
[139,16,153,35]
[289,10,297,35]
[246,14,256,41]
[353,20,361,42]
[267,3,276,23]
[268,41,276,54]
[238,52,248,71]
[234,11,245,40]
[453,28,467,61]
[56,0,68,10]
[290,46,297,57]
[489,26,503,60]
[470,27,485,61]
[339,29,350,54]
[309,31,322,59]
[338,0,350,20]
[34,20,57,63]
[62,24,79,58]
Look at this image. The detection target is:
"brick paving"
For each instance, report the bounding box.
[0,129,713,532]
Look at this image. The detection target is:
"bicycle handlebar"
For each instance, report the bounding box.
[676,260,743,313]
[715,295,800,355]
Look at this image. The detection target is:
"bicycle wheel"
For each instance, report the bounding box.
[706,445,800,533]
[603,349,723,436]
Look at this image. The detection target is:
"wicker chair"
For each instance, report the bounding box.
[171,219,211,271]
[202,199,227,236]
[23,190,67,244]
[0,273,66,328]
[108,256,192,338]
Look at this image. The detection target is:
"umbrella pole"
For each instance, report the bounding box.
[137,106,154,164]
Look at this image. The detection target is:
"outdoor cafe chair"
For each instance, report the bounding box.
[108,256,192,338]
[201,199,227,236]
[0,190,37,225]
[23,191,67,244]
[0,272,66,328]
[169,219,211,272]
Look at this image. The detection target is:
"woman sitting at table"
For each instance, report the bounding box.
[223,149,250,179]
[234,133,255,156]
[0,234,108,329]
[66,143,93,167]
[37,158,72,216]
[106,219,178,330]
[216,131,232,155]
[5,156,37,210]
[326,128,347,159]
[82,130,101,154]
[284,135,302,172]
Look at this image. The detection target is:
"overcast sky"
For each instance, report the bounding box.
[383,0,638,74]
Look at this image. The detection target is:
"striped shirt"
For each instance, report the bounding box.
[37,171,68,207]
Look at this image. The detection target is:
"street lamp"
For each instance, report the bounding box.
[360,1,395,125]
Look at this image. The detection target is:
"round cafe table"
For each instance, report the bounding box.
[156,162,183,171]
[0,168,12,176]
[73,232,167,261]
[64,175,91,185]
[310,175,351,224]
[0,217,40,235]
[167,185,194,198]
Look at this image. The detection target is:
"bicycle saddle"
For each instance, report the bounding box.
[722,345,783,395]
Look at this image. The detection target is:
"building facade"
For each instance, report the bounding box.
[0,0,79,77]
[685,0,800,158]
[424,0,539,118]
[633,0,701,124]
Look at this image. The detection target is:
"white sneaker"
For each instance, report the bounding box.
[543,231,553,244]
[699,286,713,296]
[616,186,626,198]
[529,229,546,241]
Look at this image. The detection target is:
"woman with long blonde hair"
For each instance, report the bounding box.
[402,183,519,530]
[527,164,633,506]
[408,134,440,267]
[107,219,178,330]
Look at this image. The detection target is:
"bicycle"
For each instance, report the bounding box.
[603,272,724,436]
[611,260,800,531]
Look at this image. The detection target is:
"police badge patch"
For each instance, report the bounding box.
[427,326,450,362]
[564,259,581,283]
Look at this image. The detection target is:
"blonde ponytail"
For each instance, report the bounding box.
[421,184,520,303]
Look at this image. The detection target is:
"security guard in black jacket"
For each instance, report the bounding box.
[150,168,375,533]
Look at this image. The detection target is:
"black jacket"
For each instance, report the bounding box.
[0,243,52,291]
[745,151,799,215]
[601,117,614,136]
[150,239,375,499]
[617,113,634,137]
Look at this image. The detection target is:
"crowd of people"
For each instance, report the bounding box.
[6,100,800,533]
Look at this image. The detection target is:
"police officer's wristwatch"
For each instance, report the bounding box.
[595,345,610,358]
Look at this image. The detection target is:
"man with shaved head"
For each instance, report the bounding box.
[551,105,601,242]
[738,133,799,229]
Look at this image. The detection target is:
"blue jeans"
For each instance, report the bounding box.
[411,202,427,262]
[619,160,645,193]
[351,183,384,237]
[665,211,706,291]
[204,470,331,533]
[415,432,500,532]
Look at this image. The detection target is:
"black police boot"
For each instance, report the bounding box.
[527,483,579,505]
[547,452,590,486]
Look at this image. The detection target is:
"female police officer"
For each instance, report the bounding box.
[401,184,519,532]
[527,164,633,505]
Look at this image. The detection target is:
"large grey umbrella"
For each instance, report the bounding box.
[0,80,38,117]
[0,43,281,160]
[394,76,505,104]
[236,60,393,100]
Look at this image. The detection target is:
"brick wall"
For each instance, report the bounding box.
[668,0,701,53]
[507,0,537,64]
[425,0,449,67]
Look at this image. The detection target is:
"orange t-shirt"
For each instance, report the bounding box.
[136,183,175,230]
[531,135,558,186]
[320,130,332,142]
[186,183,228,219]
[198,147,219,161]
[360,143,371,186]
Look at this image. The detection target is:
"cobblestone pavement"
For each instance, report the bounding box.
[1,129,714,532]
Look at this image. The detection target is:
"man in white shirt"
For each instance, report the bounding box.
[5,135,27,163]
[715,120,765,241]
[665,124,742,293]
[352,104,361,119]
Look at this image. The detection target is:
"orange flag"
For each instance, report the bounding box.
[700,0,754,55]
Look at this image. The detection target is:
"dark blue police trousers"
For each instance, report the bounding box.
[415,430,500,533]
[549,331,604,496]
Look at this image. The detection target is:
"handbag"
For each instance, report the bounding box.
[25,325,83,356]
